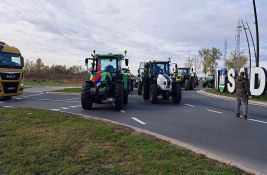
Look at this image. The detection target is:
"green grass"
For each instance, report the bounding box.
[51,87,82,93]
[24,81,82,87]
[0,108,246,175]
[206,88,267,102]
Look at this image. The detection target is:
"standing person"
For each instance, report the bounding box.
[235,71,251,119]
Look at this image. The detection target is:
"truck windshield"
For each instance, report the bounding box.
[100,58,117,72]
[152,63,169,75]
[0,52,23,69]
[178,69,189,75]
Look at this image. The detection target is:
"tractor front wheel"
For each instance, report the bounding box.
[115,83,124,110]
[81,81,93,110]
[150,84,158,104]
[172,83,182,104]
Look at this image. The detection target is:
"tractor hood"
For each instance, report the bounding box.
[157,74,172,91]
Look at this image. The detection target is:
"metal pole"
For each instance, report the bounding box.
[253,0,260,67]
[241,20,252,77]
[246,22,257,61]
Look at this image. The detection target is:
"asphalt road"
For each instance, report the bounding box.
[1,87,267,174]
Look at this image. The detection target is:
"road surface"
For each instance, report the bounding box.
[1,87,267,174]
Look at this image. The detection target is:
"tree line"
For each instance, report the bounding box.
[24,58,86,84]
[184,48,248,77]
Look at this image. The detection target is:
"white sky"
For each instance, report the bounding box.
[0,0,266,74]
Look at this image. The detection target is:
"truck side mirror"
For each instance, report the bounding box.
[125,59,129,67]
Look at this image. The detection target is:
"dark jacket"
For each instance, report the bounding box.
[235,76,251,96]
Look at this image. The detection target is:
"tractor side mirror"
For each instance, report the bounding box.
[85,58,89,66]
[175,64,178,70]
[125,59,129,66]
[138,69,140,74]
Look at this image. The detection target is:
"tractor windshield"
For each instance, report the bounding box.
[177,69,189,75]
[0,52,23,69]
[152,63,169,75]
[100,58,117,72]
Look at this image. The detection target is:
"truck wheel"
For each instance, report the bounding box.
[150,84,158,104]
[115,83,123,110]
[81,82,93,110]
[185,79,190,90]
[172,84,182,104]
[123,88,128,105]
[2,96,12,100]
[138,82,142,95]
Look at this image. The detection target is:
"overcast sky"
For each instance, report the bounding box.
[0,0,266,74]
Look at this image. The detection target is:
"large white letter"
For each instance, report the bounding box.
[250,67,266,96]
[227,68,235,93]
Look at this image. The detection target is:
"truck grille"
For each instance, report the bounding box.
[1,82,19,94]
[0,72,21,80]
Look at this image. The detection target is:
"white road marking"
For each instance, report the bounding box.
[132,117,146,125]
[248,119,267,124]
[25,93,44,97]
[3,106,13,108]
[50,109,61,111]
[70,105,80,108]
[120,110,126,113]
[61,107,69,110]
[206,109,223,114]
[0,102,3,104]
[14,97,23,100]
[185,104,194,107]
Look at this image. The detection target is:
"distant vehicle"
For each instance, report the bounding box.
[175,67,196,90]
[122,68,134,92]
[137,62,145,95]
[0,42,24,100]
[141,60,182,104]
[81,51,129,110]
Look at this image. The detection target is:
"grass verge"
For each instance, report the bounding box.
[0,108,247,175]
[206,89,267,102]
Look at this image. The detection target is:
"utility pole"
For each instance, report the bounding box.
[223,39,228,67]
[253,0,260,67]
[246,22,257,61]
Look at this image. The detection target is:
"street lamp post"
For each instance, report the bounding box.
[253,0,259,67]
[241,20,252,77]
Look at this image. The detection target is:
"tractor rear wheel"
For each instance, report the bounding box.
[115,83,123,110]
[172,83,182,104]
[81,81,93,110]
[150,84,158,104]
[138,82,142,95]
[123,88,128,105]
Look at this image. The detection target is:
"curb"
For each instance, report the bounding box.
[62,111,262,175]
[197,90,267,108]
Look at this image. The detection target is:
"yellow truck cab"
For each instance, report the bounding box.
[0,42,24,99]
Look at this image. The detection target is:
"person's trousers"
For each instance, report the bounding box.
[236,94,248,116]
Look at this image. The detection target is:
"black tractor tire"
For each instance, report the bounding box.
[172,83,182,104]
[185,79,190,90]
[143,83,150,100]
[123,88,128,105]
[150,84,158,104]
[81,81,93,110]
[138,82,142,95]
[115,83,124,110]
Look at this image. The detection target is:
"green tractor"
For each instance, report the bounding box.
[175,68,195,90]
[81,51,129,110]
